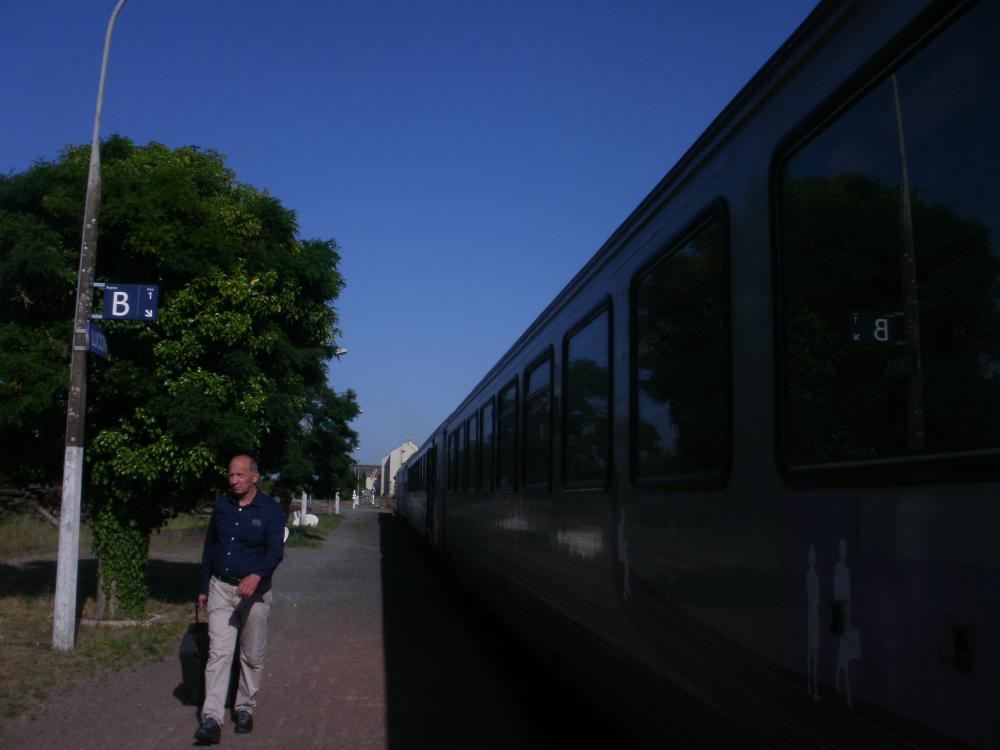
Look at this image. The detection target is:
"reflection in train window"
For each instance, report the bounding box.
[467,413,478,493]
[496,380,518,491]
[480,399,494,493]
[407,456,422,491]
[563,304,611,487]
[447,430,459,493]
[457,422,466,492]
[632,215,728,483]
[523,355,553,489]
[778,2,1000,468]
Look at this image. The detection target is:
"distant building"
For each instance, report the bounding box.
[378,440,418,498]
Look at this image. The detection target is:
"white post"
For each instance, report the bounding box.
[334,491,340,515]
[53,447,84,649]
[53,0,128,652]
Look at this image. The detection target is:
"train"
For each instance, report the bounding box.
[395,0,999,746]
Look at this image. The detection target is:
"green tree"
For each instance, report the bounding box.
[0,136,359,617]
[781,173,1000,463]
[633,218,727,479]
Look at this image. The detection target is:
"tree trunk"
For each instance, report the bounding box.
[92,502,150,620]
[94,558,119,619]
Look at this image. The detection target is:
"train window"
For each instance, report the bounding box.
[563,303,611,488]
[777,1,1000,472]
[411,456,423,492]
[523,354,553,489]
[467,413,479,493]
[479,399,495,492]
[631,212,729,484]
[447,430,458,493]
[496,379,518,491]
[457,422,466,492]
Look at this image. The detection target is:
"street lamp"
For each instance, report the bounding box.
[53,0,129,652]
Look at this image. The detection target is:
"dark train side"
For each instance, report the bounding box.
[396,1,999,747]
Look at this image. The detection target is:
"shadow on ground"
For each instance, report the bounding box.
[0,557,200,608]
[146,559,202,604]
[379,512,620,750]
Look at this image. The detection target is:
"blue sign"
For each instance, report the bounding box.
[86,321,109,359]
[101,284,159,321]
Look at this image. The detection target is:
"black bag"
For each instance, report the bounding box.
[179,605,240,708]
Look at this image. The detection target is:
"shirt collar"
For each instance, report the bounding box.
[228,490,261,508]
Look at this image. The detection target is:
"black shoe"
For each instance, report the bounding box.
[195,716,221,744]
[234,710,253,734]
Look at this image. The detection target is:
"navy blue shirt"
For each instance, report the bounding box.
[200,490,284,595]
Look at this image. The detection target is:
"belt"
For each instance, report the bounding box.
[215,574,241,586]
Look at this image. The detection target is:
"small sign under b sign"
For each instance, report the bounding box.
[86,321,109,359]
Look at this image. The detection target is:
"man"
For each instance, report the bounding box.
[194,455,284,745]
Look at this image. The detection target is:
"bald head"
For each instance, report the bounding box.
[228,455,260,501]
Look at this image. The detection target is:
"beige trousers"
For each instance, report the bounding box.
[203,575,273,723]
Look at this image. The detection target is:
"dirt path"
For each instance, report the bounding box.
[0,507,602,749]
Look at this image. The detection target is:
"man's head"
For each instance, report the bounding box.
[228,455,260,499]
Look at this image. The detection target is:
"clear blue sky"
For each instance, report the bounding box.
[1,0,818,465]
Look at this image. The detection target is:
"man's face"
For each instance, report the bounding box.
[228,457,259,498]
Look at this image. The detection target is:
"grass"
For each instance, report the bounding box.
[0,507,344,723]
[0,512,209,724]
[285,513,344,548]
[0,586,194,723]
[0,510,208,564]
[0,513,93,561]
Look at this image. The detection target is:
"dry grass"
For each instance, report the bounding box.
[0,509,346,723]
[0,513,209,723]
[0,514,92,562]
[0,511,207,564]
[0,594,192,721]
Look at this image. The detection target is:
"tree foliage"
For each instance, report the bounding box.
[0,136,359,616]
[782,173,1000,463]
[633,218,727,479]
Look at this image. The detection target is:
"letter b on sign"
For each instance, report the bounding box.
[873,317,889,342]
[112,291,130,318]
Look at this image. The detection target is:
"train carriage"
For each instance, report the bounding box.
[397,1,999,746]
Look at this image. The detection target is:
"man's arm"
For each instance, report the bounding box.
[236,500,284,598]
[255,500,285,579]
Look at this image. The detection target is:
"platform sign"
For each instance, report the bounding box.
[848,311,901,345]
[86,321,109,359]
[101,284,159,321]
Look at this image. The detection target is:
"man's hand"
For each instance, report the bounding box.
[235,573,261,598]
[197,594,208,611]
